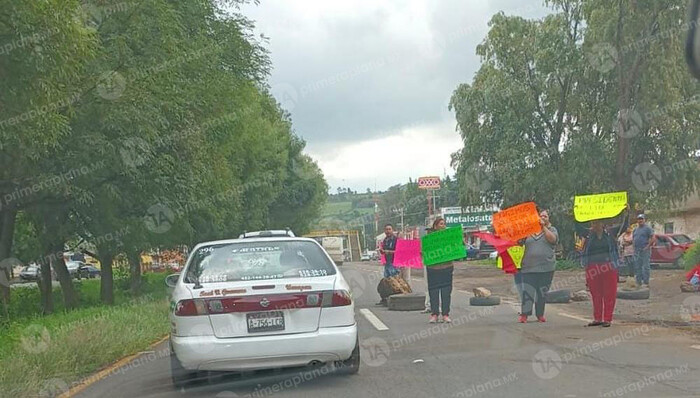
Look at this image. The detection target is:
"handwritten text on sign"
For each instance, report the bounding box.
[574,191,628,222]
[421,227,466,266]
[492,202,541,242]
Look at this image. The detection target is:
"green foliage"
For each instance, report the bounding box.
[0,273,168,326]
[680,243,700,271]
[451,0,700,252]
[1,0,328,306]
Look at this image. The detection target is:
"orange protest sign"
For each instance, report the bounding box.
[492,202,542,242]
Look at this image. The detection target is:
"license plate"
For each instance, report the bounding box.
[247,311,285,333]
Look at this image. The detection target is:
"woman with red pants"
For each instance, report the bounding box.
[579,220,621,327]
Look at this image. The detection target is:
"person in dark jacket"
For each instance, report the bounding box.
[577,218,623,327]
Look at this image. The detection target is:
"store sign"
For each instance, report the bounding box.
[444,212,493,228]
[417,176,441,189]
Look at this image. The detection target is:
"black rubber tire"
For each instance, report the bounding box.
[170,340,195,389]
[616,288,650,300]
[387,293,426,311]
[335,337,360,375]
[469,296,501,306]
[545,289,571,304]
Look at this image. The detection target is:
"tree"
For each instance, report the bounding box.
[1,0,329,311]
[450,0,700,252]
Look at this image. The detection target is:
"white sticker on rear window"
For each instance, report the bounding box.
[241,274,284,281]
[298,269,328,277]
[233,247,280,253]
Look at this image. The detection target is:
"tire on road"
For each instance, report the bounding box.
[469,296,501,306]
[387,293,426,311]
[334,337,360,375]
[616,288,650,300]
[545,289,571,304]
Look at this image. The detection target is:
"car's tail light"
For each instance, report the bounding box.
[326,290,352,307]
[175,299,208,316]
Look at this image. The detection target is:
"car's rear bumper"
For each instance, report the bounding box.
[172,324,357,372]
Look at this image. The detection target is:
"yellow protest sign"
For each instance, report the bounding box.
[574,191,628,222]
[497,246,524,269]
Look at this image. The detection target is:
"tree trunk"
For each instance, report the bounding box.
[98,248,115,305]
[38,257,53,315]
[50,241,78,309]
[128,250,142,296]
[0,207,16,310]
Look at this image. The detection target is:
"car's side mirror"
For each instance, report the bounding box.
[686,0,700,79]
[165,273,180,288]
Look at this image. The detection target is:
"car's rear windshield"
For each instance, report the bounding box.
[185,240,336,283]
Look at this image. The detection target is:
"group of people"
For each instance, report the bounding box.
[377,205,657,327]
[378,219,455,323]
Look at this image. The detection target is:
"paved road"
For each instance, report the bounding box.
[77,262,700,398]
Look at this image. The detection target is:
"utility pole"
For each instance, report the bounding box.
[400,207,405,237]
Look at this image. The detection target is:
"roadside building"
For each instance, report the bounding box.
[652,192,700,239]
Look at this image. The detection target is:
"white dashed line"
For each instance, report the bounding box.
[557,312,590,322]
[691,345,700,350]
[359,308,389,331]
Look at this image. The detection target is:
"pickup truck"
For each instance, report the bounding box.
[651,234,694,268]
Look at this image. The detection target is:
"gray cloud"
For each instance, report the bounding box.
[239,0,549,190]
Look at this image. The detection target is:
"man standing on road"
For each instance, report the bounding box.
[380,224,399,278]
[633,214,655,288]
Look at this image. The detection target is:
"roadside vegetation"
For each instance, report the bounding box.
[0,274,169,397]
[1,0,327,314]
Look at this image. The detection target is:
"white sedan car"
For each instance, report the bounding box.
[167,236,359,387]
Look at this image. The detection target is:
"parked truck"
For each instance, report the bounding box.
[321,237,345,266]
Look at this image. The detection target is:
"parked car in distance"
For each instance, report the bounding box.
[489,251,498,260]
[83,265,101,278]
[465,244,479,260]
[20,265,41,281]
[651,234,694,268]
[360,252,371,261]
[65,261,89,279]
[478,242,496,259]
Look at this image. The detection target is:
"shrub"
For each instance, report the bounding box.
[680,243,700,271]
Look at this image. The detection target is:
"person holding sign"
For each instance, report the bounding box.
[426,218,455,324]
[518,209,558,323]
[578,219,622,327]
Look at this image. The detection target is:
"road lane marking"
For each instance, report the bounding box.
[360,308,389,331]
[691,345,700,350]
[558,312,590,322]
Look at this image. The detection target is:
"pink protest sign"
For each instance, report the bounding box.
[393,239,423,269]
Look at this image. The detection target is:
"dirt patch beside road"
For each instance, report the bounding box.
[437,262,699,332]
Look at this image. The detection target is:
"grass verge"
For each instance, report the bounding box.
[0,274,170,397]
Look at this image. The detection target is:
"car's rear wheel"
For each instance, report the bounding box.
[334,337,360,375]
[170,341,195,389]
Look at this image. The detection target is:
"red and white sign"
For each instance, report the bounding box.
[417,176,441,190]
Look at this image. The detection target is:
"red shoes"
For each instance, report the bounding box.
[537,316,546,323]
[518,314,528,323]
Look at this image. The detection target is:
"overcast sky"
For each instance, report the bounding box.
[239,0,550,192]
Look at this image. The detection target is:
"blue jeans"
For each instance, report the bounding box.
[635,250,651,285]
[384,263,399,278]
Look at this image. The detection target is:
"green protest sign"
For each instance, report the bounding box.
[421,226,466,266]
